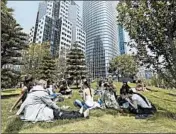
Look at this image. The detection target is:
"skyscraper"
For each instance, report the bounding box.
[83,1,119,78]
[68,1,86,52]
[29,1,85,57]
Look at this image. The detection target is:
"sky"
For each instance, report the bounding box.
[7,1,83,34]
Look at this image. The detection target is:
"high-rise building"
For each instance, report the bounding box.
[68,1,86,52]
[118,25,126,55]
[83,1,119,78]
[29,1,85,57]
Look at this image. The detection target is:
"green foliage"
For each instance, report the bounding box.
[66,42,87,81]
[1,0,28,88]
[109,54,138,77]
[38,52,56,82]
[117,0,176,87]
[21,42,50,79]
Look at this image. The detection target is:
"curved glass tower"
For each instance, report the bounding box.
[83,1,119,78]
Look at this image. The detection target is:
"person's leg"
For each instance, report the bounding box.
[54,109,88,120]
[74,99,84,108]
[138,107,156,115]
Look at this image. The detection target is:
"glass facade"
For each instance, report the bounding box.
[118,25,125,55]
[83,1,119,78]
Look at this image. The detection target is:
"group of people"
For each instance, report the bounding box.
[10,75,157,123]
[96,79,157,119]
[10,76,90,122]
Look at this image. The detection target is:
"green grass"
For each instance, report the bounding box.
[1,82,176,133]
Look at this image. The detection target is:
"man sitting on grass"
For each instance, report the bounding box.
[124,90,157,119]
[16,80,89,122]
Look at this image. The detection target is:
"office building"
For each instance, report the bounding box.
[29,1,85,57]
[83,1,119,78]
[68,1,86,52]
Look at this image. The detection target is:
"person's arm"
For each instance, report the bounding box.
[40,94,60,110]
[83,90,86,101]
[125,97,138,109]
[10,87,27,112]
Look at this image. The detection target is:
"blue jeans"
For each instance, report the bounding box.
[74,99,90,109]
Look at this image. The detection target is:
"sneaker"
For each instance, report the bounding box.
[83,109,89,118]
[79,107,84,114]
[61,105,70,110]
[135,114,148,119]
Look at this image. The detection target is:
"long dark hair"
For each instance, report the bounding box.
[23,75,34,92]
[83,80,92,97]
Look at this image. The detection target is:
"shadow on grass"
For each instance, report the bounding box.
[148,105,176,121]
[1,94,19,99]
[166,93,176,97]
[3,117,24,133]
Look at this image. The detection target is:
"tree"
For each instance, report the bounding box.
[66,42,87,88]
[55,47,67,80]
[109,54,138,78]
[1,0,28,88]
[21,42,49,79]
[117,0,176,87]
[38,52,57,82]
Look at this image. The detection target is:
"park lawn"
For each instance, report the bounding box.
[1,82,176,133]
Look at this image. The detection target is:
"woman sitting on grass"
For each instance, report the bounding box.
[10,75,34,112]
[98,82,120,110]
[74,79,100,110]
[124,90,157,119]
[16,79,89,122]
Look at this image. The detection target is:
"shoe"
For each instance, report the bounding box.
[135,114,148,119]
[83,109,89,118]
[79,107,84,114]
[61,105,70,110]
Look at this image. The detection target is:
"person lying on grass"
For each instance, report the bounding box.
[124,90,157,119]
[16,79,89,122]
[10,75,34,112]
[74,79,100,110]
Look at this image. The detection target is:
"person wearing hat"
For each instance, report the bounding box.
[10,75,34,112]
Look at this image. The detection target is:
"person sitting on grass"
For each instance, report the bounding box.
[125,90,157,119]
[16,79,89,122]
[59,80,72,97]
[98,82,120,110]
[117,81,131,107]
[74,79,100,110]
[136,80,146,91]
[10,75,34,112]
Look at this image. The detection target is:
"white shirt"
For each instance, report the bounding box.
[131,94,152,108]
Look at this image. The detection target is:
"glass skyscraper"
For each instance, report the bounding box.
[83,1,119,78]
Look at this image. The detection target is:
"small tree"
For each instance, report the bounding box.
[21,42,50,79]
[66,42,87,88]
[109,54,138,79]
[38,44,56,82]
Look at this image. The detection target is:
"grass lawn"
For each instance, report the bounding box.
[1,82,176,133]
